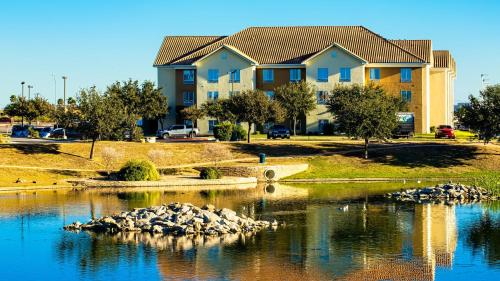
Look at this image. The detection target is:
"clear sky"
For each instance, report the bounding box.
[1,0,499,107]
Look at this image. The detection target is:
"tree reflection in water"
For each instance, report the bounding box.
[465,210,500,266]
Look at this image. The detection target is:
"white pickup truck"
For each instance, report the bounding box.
[156,125,199,139]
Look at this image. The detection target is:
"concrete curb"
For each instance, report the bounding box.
[68,176,258,188]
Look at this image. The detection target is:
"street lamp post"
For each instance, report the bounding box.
[27,85,33,100]
[21,81,25,98]
[62,76,67,107]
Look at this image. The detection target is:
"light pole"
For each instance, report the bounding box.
[52,74,57,105]
[27,85,33,100]
[21,81,25,98]
[62,76,67,107]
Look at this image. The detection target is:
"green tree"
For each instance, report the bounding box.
[4,95,29,126]
[78,87,125,159]
[201,99,236,122]
[26,96,53,124]
[327,84,405,159]
[180,105,205,136]
[106,79,167,139]
[228,90,284,143]
[275,81,316,135]
[456,85,500,144]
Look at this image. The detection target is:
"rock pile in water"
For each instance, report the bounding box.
[385,183,497,204]
[64,203,278,236]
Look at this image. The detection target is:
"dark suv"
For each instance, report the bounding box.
[267,125,291,139]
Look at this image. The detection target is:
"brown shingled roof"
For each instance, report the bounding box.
[390,39,432,63]
[153,36,226,66]
[433,50,456,74]
[156,26,427,66]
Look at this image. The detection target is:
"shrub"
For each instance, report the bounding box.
[101,147,122,176]
[231,125,247,141]
[322,123,335,135]
[213,121,234,141]
[28,127,39,138]
[132,126,144,141]
[430,126,436,133]
[199,167,222,179]
[118,160,160,181]
[0,134,9,144]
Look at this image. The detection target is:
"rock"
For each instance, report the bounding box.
[202,204,216,212]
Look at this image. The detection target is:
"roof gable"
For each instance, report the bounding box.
[193,44,258,65]
[153,36,225,66]
[301,42,368,64]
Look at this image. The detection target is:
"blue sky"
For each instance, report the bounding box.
[1,0,499,107]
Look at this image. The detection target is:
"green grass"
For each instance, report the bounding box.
[472,174,500,196]
[288,143,500,181]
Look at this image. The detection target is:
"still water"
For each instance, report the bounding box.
[0,183,498,281]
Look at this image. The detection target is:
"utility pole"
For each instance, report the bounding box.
[21,81,25,98]
[27,85,33,100]
[62,76,67,107]
[52,74,57,105]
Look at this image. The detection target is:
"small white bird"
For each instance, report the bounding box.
[338,205,349,212]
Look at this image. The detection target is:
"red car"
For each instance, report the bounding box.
[435,125,456,139]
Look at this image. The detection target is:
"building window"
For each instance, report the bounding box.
[290,69,301,82]
[401,90,412,102]
[263,69,274,83]
[369,68,380,80]
[183,119,193,127]
[317,68,328,82]
[318,119,329,132]
[229,90,240,97]
[208,69,219,83]
[340,67,351,82]
[265,91,275,100]
[401,68,412,82]
[207,91,219,101]
[183,70,194,84]
[183,91,194,106]
[208,120,218,132]
[317,91,329,104]
[229,69,240,83]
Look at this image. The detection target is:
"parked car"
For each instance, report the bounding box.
[435,125,456,139]
[392,112,414,139]
[11,125,33,137]
[37,127,53,138]
[157,125,199,139]
[267,125,291,139]
[0,117,12,124]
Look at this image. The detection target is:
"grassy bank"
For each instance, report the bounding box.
[0,140,498,191]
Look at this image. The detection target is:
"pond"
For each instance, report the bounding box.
[0,182,498,281]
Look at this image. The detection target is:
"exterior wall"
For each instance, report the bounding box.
[194,47,255,134]
[365,66,427,133]
[157,67,176,129]
[430,69,447,127]
[304,46,365,133]
[255,67,306,91]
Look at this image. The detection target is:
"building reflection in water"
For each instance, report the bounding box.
[0,185,460,280]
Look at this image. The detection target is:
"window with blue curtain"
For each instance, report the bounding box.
[317,68,328,82]
[183,91,194,106]
[208,120,218,132]
[208,69,219,83]
[340,67,351,82]
[290,69,301,82]
[401,68,412,82]
[229,69,240,83]
[207,91,219,100]
[183,70,194,84]
[263,69,274,82]
[265,91,275,100]
[401,90,412,102]
[369,68,380,80]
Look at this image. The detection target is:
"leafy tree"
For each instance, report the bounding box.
[227,90,284,143]
[180,105,205,135]
[4,95,29,126]
[26,96,53,124]
[456,85,500,144]
[327,84,405,159]
[52,102,81,129]
[201,99,236,122]
[106,79,167,139]
[275,81,316,135]
[78,87,125,159]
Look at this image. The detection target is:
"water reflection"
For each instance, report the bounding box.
[0,183,498,280]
